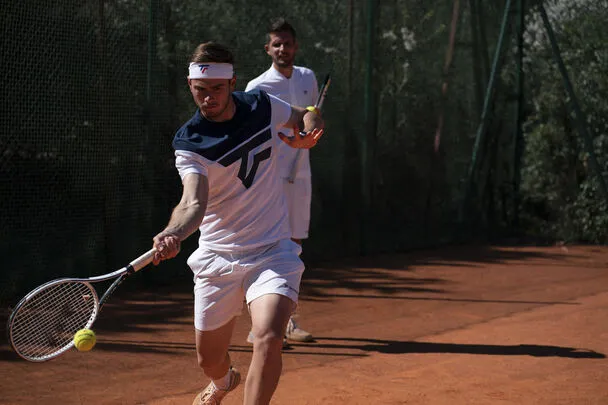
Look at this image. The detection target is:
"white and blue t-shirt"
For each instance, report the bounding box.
[172,89,293,253]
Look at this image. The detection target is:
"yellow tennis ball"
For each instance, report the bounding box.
[73,328,96,352]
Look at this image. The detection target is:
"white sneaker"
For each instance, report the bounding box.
[285,317,313,342]
[193,367,241,405]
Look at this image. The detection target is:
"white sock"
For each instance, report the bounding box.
[212,369,232,391]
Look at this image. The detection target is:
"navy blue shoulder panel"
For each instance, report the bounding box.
[172,89,273,161]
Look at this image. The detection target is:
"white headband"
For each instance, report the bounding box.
[188,62,234,79]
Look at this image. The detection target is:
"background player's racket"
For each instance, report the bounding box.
[7,248,156,362]
[287,73,332,183]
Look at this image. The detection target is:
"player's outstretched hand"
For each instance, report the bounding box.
[152,232,181,265]
[279,128,324,149]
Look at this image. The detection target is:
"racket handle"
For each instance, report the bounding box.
[129,248,157,272]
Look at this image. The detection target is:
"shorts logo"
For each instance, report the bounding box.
[218,129,272,188]
[280,283,299,294]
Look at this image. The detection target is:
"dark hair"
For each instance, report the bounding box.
[266,18,297,43]
[190,42,234,64]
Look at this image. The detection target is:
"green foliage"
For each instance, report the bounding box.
[520,1,608,243]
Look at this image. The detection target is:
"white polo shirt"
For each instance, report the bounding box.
[245,65,318,179]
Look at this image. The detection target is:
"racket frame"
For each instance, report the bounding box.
[7,248,155,362]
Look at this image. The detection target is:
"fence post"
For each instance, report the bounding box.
[459,0,513,224]
[361,0,376,254]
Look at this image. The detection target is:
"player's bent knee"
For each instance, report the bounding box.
[253,331,284,354]
[197,350,227,370]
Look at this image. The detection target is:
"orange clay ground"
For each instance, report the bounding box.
[1,244,607,404]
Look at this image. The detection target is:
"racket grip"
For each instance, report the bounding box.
[130,248,157,272]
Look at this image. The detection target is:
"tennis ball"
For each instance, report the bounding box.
[73,328,96,352]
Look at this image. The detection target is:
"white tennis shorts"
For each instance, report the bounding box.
[283,177,312,239]
[190,239,304,331]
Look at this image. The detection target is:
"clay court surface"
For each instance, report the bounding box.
[1,244,608,404]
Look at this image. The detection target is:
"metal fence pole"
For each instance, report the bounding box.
[459,0,513,223]
[361,0,376,254]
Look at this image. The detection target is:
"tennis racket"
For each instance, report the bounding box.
[7,248,156,362]
[287,73,332,183]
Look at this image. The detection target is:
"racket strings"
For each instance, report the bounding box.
[10,281,98,361]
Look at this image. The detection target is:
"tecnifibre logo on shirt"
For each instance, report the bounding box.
[218,130,272,189]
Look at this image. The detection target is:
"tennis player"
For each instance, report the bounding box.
[152,42,324,405]
[245,18,318,344]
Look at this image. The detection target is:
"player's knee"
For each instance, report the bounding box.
[253,330,284,355]
[196,350,226,370]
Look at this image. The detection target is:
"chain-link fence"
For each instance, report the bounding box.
[2,0,605,304]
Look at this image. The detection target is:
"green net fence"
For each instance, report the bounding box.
[2,0,606,304]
